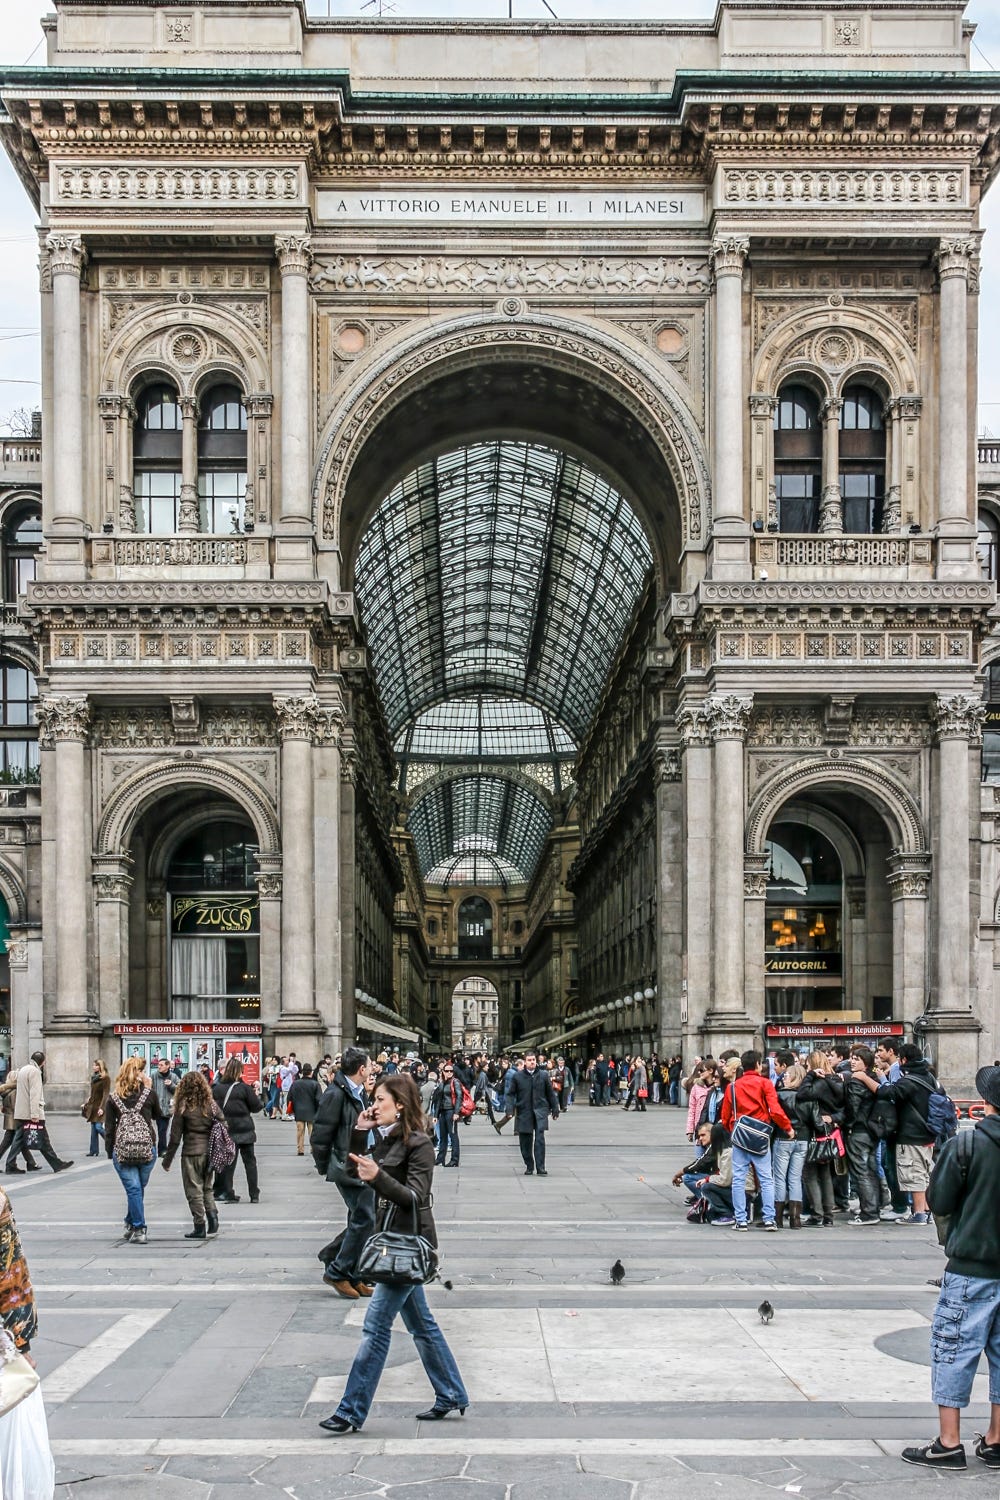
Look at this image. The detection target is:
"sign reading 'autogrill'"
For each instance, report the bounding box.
[315,187,707,226]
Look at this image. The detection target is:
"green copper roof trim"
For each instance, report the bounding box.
[1,66,999,117]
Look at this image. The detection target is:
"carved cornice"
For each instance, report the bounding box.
[276,234,312,276]
[274,693,320,741]
[37,695,91,746]
[45,233,86,278]
[931,692,986,744]
[314,705,345,747]
[710,235,750,277]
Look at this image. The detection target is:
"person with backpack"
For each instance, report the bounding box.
[104,1055,162,1245]
[843,1046,882,1226]
[719,1050,794,1232]
[431,1061,471,1168]
[161,1070,228,1240]
[853,1041,956,1226]
[901,1065,1000,1470]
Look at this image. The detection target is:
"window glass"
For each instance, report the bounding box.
[198,471,247,533]
[3,506,41,600]
[775,473,819,533]
[0,659,38,781]
[134,471,182,535]
[200,386,247,432]
[138,386,181,432]
[167,819,260,892]
[774,385,819,430]
[840,472,885,534]
[978,511,999,582]
[840,388,884,430]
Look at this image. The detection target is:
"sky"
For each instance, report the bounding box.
[0,1,998,432]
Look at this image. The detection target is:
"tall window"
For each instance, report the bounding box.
[0,659,38,781]
[839,386,885,534]
[457,896,492,961]
[983,663,1000,784]
[167,819,260,1021]
[3,506,41,599]
[978,510,999,582]
[198,384,247,533]
[133,385,182,534]
[773,384,821,532]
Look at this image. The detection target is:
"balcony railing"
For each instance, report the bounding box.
[89,534,271,573]
[980,438,1000,467]
[0,440,40,468]
[753,532,933,579]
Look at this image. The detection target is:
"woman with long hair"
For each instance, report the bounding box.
[104,1055,162,1244]
[319,1072,469,1434]
[83,1058,111,1157]
[162,1070,224,1240]
[797,1049,846,1227]
[212,1057,263,1204]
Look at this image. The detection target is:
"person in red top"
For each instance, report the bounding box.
[719,1051,794,1233]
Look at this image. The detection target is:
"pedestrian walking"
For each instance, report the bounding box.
[289,1064,322,1156]
[431,1062,463,1167]
[82,1059,111,1157]
[505,1050,559,1176]
[161,1070,224,1240]
[0,1068,37,1172]
[901,1065,1000,1470]
[104,1055,162,1244]
[318,1072,469,1434]
[149,1057,179,1154]
[4,1053,72,1175]
[311,1047,376,1300]
[212,1058,263,1203]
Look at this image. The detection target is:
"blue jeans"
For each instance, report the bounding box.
[336,1281,469,1427]
[89,1121,105,1155]
[931,1272,1000,1407]
[435,1110,459,1164]
[113,1148,156,1229]
[682,1171,706,1193]
[732,1141,775,1225]
[669,1081,680,1106]
[772,1139,807,1203]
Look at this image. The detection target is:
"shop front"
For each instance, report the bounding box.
[765,1020,905,1051]
[114,1021,263,1086]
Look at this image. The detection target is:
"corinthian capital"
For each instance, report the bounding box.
[710,235,750,277]
[704,692,754,740]
[274,692,320,740]
[275,234,312,276]
[676,701,713,748]
[931,692,986,743]
[45,233,86,277]
[935,236,978,284]
[36,695,91,747]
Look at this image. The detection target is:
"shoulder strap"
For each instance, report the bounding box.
[223,1084,237,1109]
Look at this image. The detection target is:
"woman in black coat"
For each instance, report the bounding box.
[796,1051,845,1227]
[212,1058,263,1204]
[318,1072,469,1434]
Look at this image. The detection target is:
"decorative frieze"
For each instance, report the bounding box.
[92,704,278,749]
[36,696,91,746]
[723,167,965,210]
[53,164,304,208]
[107,537,254,568]
[310,253,712,297]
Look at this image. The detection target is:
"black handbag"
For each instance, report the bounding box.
[356,1194,439,1287]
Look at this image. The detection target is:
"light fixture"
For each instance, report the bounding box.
[771,919,782,932]
[644,987,655,1001]
[633,990,643,1003]
[783,908,798,922]
[814,914,826,935]
[615,999,624,1009]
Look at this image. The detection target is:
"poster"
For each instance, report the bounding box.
[193,1039,216,1074]
[224,1038,261,1090]
[126,1041,147,1064]
[167,1041,190,1074]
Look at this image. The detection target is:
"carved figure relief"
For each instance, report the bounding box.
[310,254,712,298]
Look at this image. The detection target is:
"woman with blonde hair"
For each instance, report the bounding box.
[104,1055,162,1244]
[773,1063,810,1229]
[162,1070,225,1240]
[797,1049,846,1227]
[83,1057,111,1157]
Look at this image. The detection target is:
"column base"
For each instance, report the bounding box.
[699,1012,758,1058]
[913,1010,982,1095]
[273,532,316,577]
[41,1018,105,1110]
[934,519,978,580]
[707,523,752,582]
[271,1013,328,1058]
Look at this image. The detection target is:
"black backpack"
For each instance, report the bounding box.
[868,1094,898,1141]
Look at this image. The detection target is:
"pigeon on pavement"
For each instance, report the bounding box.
[610,1259,625,1286]
[757,1300,774,1324]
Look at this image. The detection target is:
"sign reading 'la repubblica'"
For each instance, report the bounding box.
[315,187,706,226]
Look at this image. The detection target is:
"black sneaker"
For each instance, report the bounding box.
[974,1435,1000,1468]
[901,1439,966,1470]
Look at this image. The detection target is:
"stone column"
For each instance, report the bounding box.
[707,694,754,1033]
[653,735,683,1056]
[935,237,978,576]
[274,695,321,1034]
[245,393,274,532]
[314,702,344,1051]
[883,398,903,534]
[47,234,87,536]
[276,235,312,528]
[743,851,769,1034]
[255,857,282,1036]
[339,724,358,1045]
[886,851,930,1023]
[676,701,713,1058]
[709,235,751,579]
[92,854,133,1025]
[819,397,843,534]
[178,395,200,533]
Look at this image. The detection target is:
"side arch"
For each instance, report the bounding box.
[102,304,270,401]
[753,304,920,402]
[746,756,926,856]
[0,858,27,924]
[313,308,711,569]
[97,759,280,858]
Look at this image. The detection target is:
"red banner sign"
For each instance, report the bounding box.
[765,1022,905,1039]
[113,1022,262,1037]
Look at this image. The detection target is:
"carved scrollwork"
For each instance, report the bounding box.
[36,696,91,747]
[45,233,86,277]
[704,693,754,740]
[931,693,986,744]
[936,237,978,283]
[274,693,320,741]
[886,850,932,900]
[275,234,312,276]
[256,871,283,899]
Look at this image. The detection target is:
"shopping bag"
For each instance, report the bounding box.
[0,1384,56,1500]
[0,1330,38,1416]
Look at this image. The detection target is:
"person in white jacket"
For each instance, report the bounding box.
[5,1053,73,1175]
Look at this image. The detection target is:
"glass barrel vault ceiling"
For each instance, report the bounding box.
[409,774,554,889]
[355,439,654,886]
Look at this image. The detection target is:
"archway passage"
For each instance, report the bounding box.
[452,975,499,1055]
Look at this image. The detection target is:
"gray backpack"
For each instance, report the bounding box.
[112,1086,154,1166]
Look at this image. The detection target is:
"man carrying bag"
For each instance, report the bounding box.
[719,1051,794,1233]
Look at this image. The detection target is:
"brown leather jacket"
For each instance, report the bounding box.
[350,1125,437,1247]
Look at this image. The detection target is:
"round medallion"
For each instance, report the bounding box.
[171,331,206,366]
[816,332,853,368]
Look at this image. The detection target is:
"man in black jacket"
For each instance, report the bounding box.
[505,1051,559,1176]
[901,1066,1000,1471]
[311,1046,374,1300]
[854,1041,937,1224]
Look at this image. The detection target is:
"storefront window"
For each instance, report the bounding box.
[984,663,1000,783]
[764,821,843,1021]
[167,821,260,1021]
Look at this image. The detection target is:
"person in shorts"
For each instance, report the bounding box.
[852,1041,936,1224]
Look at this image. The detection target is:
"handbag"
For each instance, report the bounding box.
[728,1085,772,1156]
[356,1194,439,1287]
[807,1126,846,1165]
[21,1122,43,1151]
[0,1329,39,1417]
[637,1088,648,1099]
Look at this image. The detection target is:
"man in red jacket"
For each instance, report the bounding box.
[720,1051,794,1232]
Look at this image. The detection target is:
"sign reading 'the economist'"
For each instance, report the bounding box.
[315,186,706,227]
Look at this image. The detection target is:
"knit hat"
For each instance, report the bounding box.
[975,1065,1000,1110]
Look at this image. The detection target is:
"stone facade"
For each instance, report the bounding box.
[1,0,1000,1095]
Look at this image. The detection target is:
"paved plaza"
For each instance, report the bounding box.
[9,1104,997,1497]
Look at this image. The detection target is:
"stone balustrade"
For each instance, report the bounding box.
[753,533,934,580]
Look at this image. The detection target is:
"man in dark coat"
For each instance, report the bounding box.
[311,1046,374,1299]
[505,1050,559,1176]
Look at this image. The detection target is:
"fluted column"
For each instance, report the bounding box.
[47,235,86,533]
[276,235,312,528]
[930,694,983,1014]
[935,237,978,576]
[37,697,93,1022]
[275,694,319,1020]
[709,236,751,579]
[178,395,200,533]
[819,397,843,534]
[707,694,754,1017]
[886,851,930,1021]
[653,735,683,1056]
[314,702,344,1050]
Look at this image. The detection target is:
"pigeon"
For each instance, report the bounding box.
[610,1259,625,1286]
[757,1299,774,1324]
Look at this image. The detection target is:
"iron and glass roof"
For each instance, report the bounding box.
[395,694,575,761]
[409,774,553,890]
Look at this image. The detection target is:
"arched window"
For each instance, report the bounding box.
[0,659,38,782]
[133,384,182,535]
[839,385,885,534]
[773,384,821,532]
[978,510,999,582]
[3,505,41,600]
[764,820,843,1021]
[167,818,260,1021]
[198,384,247,533]
[457,896,492,961]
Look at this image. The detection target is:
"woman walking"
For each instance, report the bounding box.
[162,1071,223,1240]
[318,1072,469,1434]
[83,1058,111,1157]
[212,1058,263,1204]
[104,1056,162,1244]
[0,1183,55,1495]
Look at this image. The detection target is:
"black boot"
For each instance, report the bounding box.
[206,1212,219,1237]
[184,1221,207,1240]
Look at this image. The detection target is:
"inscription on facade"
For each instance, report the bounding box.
[315,187,706,226]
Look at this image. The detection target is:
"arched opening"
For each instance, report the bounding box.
[451,975,499,1053]
[0,659,38,783]
[773,382,822,533]
[2,504,41,601]
[839,384,886,534]
[765,820,844,1021]
[978,508,999,582]
[133,383,182,534]
[197,382,248,533]
[457,897,493,963]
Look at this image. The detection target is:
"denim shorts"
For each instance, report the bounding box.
[930,1271,1000,1408]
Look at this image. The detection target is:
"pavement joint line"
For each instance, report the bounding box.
[2,1160,107,1190]
[49,1438,894,1458]
[35,1282,945,1295]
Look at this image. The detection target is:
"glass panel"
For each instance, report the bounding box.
[775,385,819,430]
[197,470,247,533]
[409,773,552,885]
[201,385,247,431]
[978,512,999,582]
[840,387,884,431]
[776,473,819,533]
[139,386,182,430]
[983,730,1000,785]
[134,471,182,535]
[396,694,575,759]
[0,660,37,731]
[167,820,260,892]
[840,472,885,534]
